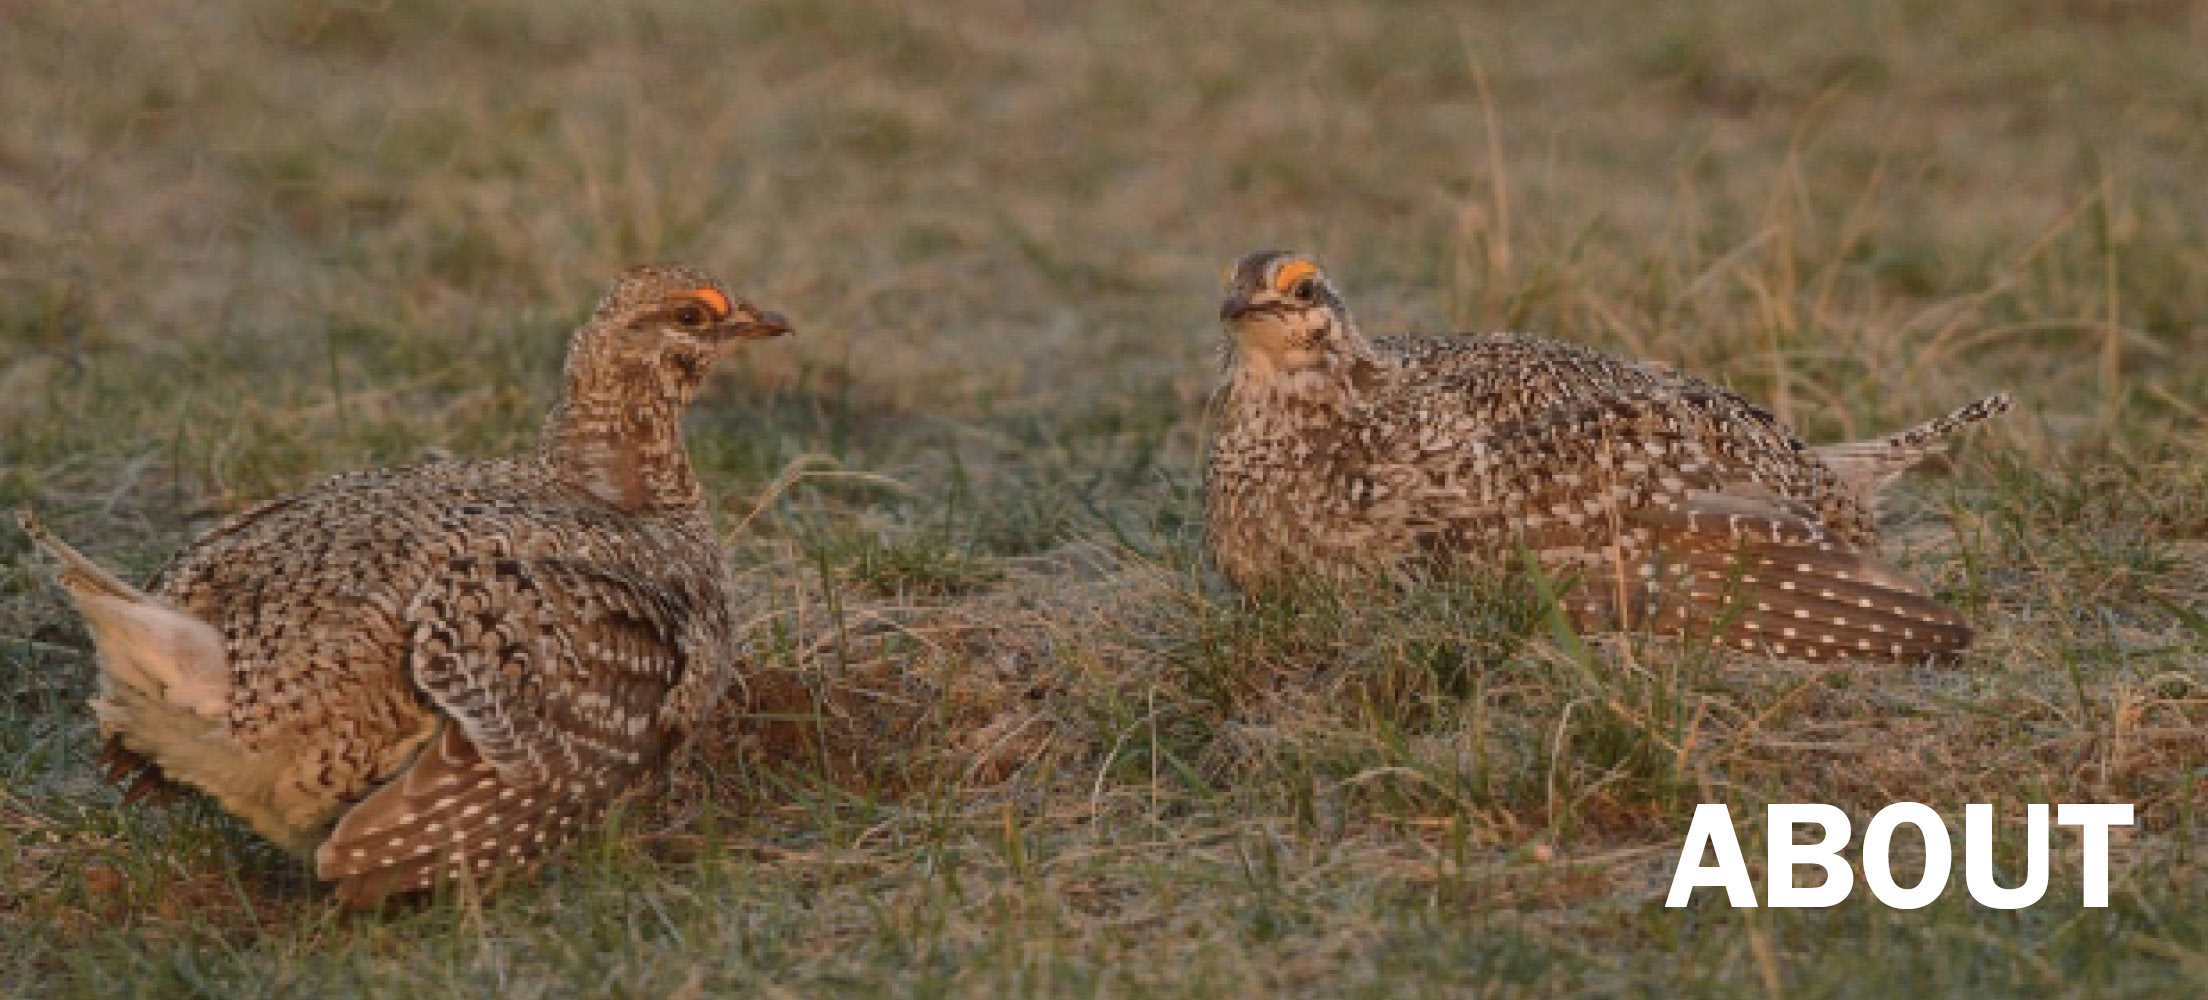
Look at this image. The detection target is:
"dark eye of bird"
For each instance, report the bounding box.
[674,305,709,327]
[1290,278,1318,302]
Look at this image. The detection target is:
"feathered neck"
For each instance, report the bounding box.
[538,334,703,512]
[1216,313,1388,424]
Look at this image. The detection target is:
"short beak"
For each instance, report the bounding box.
[1218,294,1252,323]
[729,306,794,340]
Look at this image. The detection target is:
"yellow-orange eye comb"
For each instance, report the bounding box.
[1272,259,1319,293]
[683,288,733,320]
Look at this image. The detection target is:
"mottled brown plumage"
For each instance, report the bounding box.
[20,263,790,904]
[1204,250,2006,662]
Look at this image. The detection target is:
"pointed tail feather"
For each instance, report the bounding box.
[18,509,232,722]
[21,512,207,803]
[1813,393,2012,507]
[17,510,146,603]
[1866,393,2012,453]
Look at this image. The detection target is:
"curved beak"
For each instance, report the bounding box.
[1218,293,1253,323]
[727,305,794,340]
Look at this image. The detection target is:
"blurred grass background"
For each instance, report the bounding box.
[3,0,2207,995]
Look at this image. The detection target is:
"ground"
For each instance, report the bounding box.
[3,0,2207,996]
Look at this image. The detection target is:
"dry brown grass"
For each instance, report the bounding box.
[4,0,2208,995]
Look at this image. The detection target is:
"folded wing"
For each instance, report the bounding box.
[1391,389,1970,661]
[316,556,692,904]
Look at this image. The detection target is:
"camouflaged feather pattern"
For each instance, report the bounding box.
[31,264,786,905]
[1206,251,2004,662]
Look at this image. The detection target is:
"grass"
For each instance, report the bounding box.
[4,0,2207,995]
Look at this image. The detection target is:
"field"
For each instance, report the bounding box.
[4,0,2208,995]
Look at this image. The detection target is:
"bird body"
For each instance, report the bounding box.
[22,264,791,903]
[1205,250,2005,662]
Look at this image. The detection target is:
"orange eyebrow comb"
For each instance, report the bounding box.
[1272,259,1318,292]
[684,288,733,319]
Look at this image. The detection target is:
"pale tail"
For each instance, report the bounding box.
[17,507,234,815]
[1813,393,2013,506]
[17,511,144,604]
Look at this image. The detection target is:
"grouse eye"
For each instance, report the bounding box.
[669,288,732,329]
[1271,258,1321,299]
